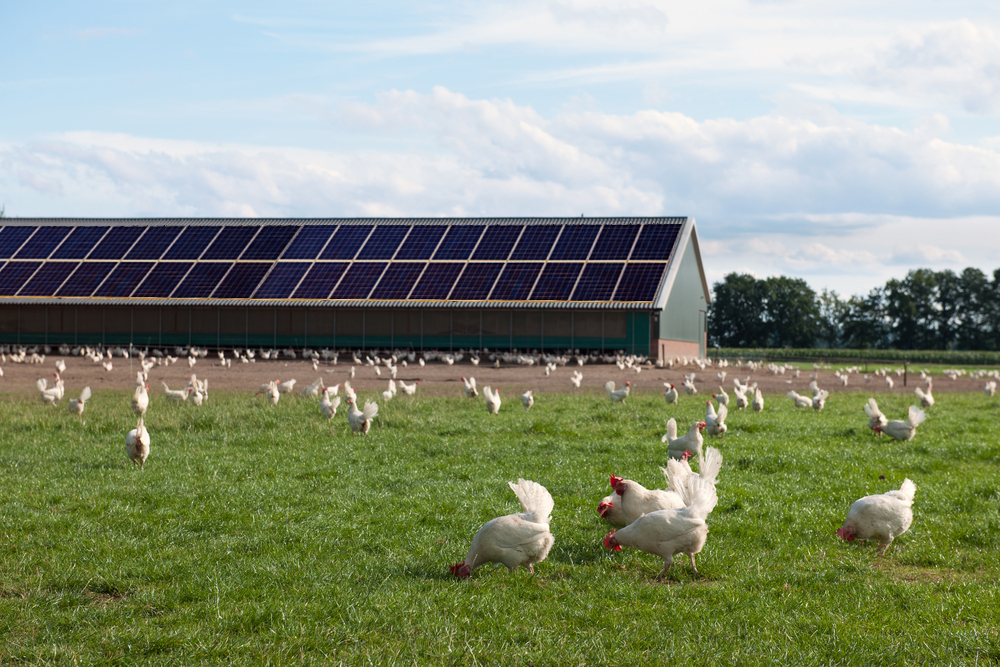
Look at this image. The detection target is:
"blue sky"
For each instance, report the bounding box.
[3,1,1000,296]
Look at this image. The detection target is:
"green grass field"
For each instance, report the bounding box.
[1,389,998,665]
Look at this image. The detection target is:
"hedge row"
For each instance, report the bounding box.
[714,348,1000,366]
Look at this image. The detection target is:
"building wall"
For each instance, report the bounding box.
[657,235,708,357]
[0,304,653,353]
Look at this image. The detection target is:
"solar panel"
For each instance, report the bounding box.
[19,262,79,296]
[572,263,623,301]
[319,226,373,260]
[293,263,348,299]
[133,262,193,298]
[509,226,559,260]
[409,262,464,300]
[0,227,36,258]
[530,263,582,300]
[241,226,299,260]
[614,262,667,301]
[254,262,311,299]
[434,226,484,260]
[88,226,144,260]
[14,227,71,259]
[472,226,522,260]
[56,262,117,297]
[94,262,154,298]
[283,226,336,260]
[0,261,41,295]
[356,226,409,260]
[172,262,232,298]
[163,226,221,260]
[489,263,542,300]
[549,225,599,261]
[369,262,425,299]
[202,226,260,260]
[331,262,386,299]
[124,227,181,260]
[395,226,446,260]
[448,263,503,300]
[212,262,271,299]
[630,224,680,260]
[590,226,638,260]
[51,227,109,259]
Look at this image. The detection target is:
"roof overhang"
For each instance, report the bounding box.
[650,217,711,310]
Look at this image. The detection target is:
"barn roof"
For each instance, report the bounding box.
[0,217,697,310]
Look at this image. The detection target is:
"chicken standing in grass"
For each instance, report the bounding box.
[132,381,149,416]
[837,479,915,556]
[986,380,997,397]
[484,386,501,415]
[462,376,478,398]
[662,418,706,460]
[320,387,341,421]
[704,401,728,437]
[682,374,697,395]
[346,398,378,434]
[450,479,554,578]
[606,380,630,403]
[162,382,192,402]
[603,478,718,578]
[712,387,729,406]
[915,384,934,408]
[604,474,685,526]
[267,381,280,406]
[69,386,91,417]
[875,405,925,441]
[521,390,534,411]
[863,398,888,434]
[752,388,764,413]
[125,416,150,468]
[786,390,812,409]
[663,383,678,404]
[398,380,418,395]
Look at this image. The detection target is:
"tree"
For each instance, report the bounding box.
[708,273,768,347]
[954,267,990,350]
[816,289,845,348]
[763,276,820,347]
[840,288,890,349]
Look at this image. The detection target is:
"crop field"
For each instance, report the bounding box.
[1,388,998,665]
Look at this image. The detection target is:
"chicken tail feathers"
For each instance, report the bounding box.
[662,417,678,444]
[362,401,379,420]
[699,446,723,485]
[605,380,615,395]
[897,478,916,502]
[80,386,92,402]
[908,405,926,427]
[508,478,553,524]
[685,478,719,520]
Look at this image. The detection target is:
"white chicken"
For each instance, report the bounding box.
[162,382,192,402]
[267,381,280,406]
[837,479,915,555]
[277,379,297,394]
[55,359,66,374]
[704,401,728,437]
[786,390,812,409]
[342,381,357,403]
[661,446,724,502]
[663,383,678,404]
[733,386,748,410]
[682,374,697,395]
[462,376,479,398]
[484,386,501,415]
[605,380,630,403]
[752,388,764,413]
[662,418,706,460]
[603,477,718,578]
[125,416,150,468]
[986,380,997,397]
[570,371,583,388]
[69,386,91,417]
[450,479,554,578]
[711,387,729,406]
[885,376,894,390]
[521,390,534,410]
[102,360,113,372]
[604,474,685,526]
[131,382,149,416]
[38,375,64,405]
[398,380,418,395]
[811,388,830,412]
[346,398,378,434]
[320,388,341,421]
[875,405,925,441]
[914,385,934,408]
[863,398,888,434]
[299,378,323,399]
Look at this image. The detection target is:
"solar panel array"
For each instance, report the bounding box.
[0,221,682,303]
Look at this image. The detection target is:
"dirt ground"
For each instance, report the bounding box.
[1,353,992,400]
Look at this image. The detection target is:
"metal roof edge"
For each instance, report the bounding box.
[0,297,656,310]
[651,216,691,310]
[1,216,689,227]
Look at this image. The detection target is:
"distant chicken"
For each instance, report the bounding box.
[346,398,378,434]
[837,479,915,555]
[663,383,678,404]
[863,398,888,434]
[605,380,630,403]
[162,382,192,402]
[986,381,997,397]
[704,401,728,437]
[299,378,323,399]
[914,384,934,408]
[102,360,113,372]
[662,418,706,460]
[570,371,583,388]
[484,386,501,415]
[521,390,534,410]
[343,381,357,403]
[69,386,91,417]
[752,388,764,413]
[711,387,729,406]
[267,381,280,406]
[733,386,748,410]
[603,478,718,578]
[682,374,697,395]
[132,382,149,416]
[875,405,925,441]
[885,376,894,390]
[55,359,66,374]
[450,479,554,578]
[277,379,297,394]
[462,376,479,398]
[320,388,341,421]
[786,390,813,409]
[38,374,64,405]
[125,416,150,468]
[398,380,418,395]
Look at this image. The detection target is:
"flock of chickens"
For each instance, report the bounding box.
[11,346,998,582]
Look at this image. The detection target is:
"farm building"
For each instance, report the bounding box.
[0,217,710,359]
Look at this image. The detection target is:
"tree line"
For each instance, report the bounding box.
[708,268,1000,351]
